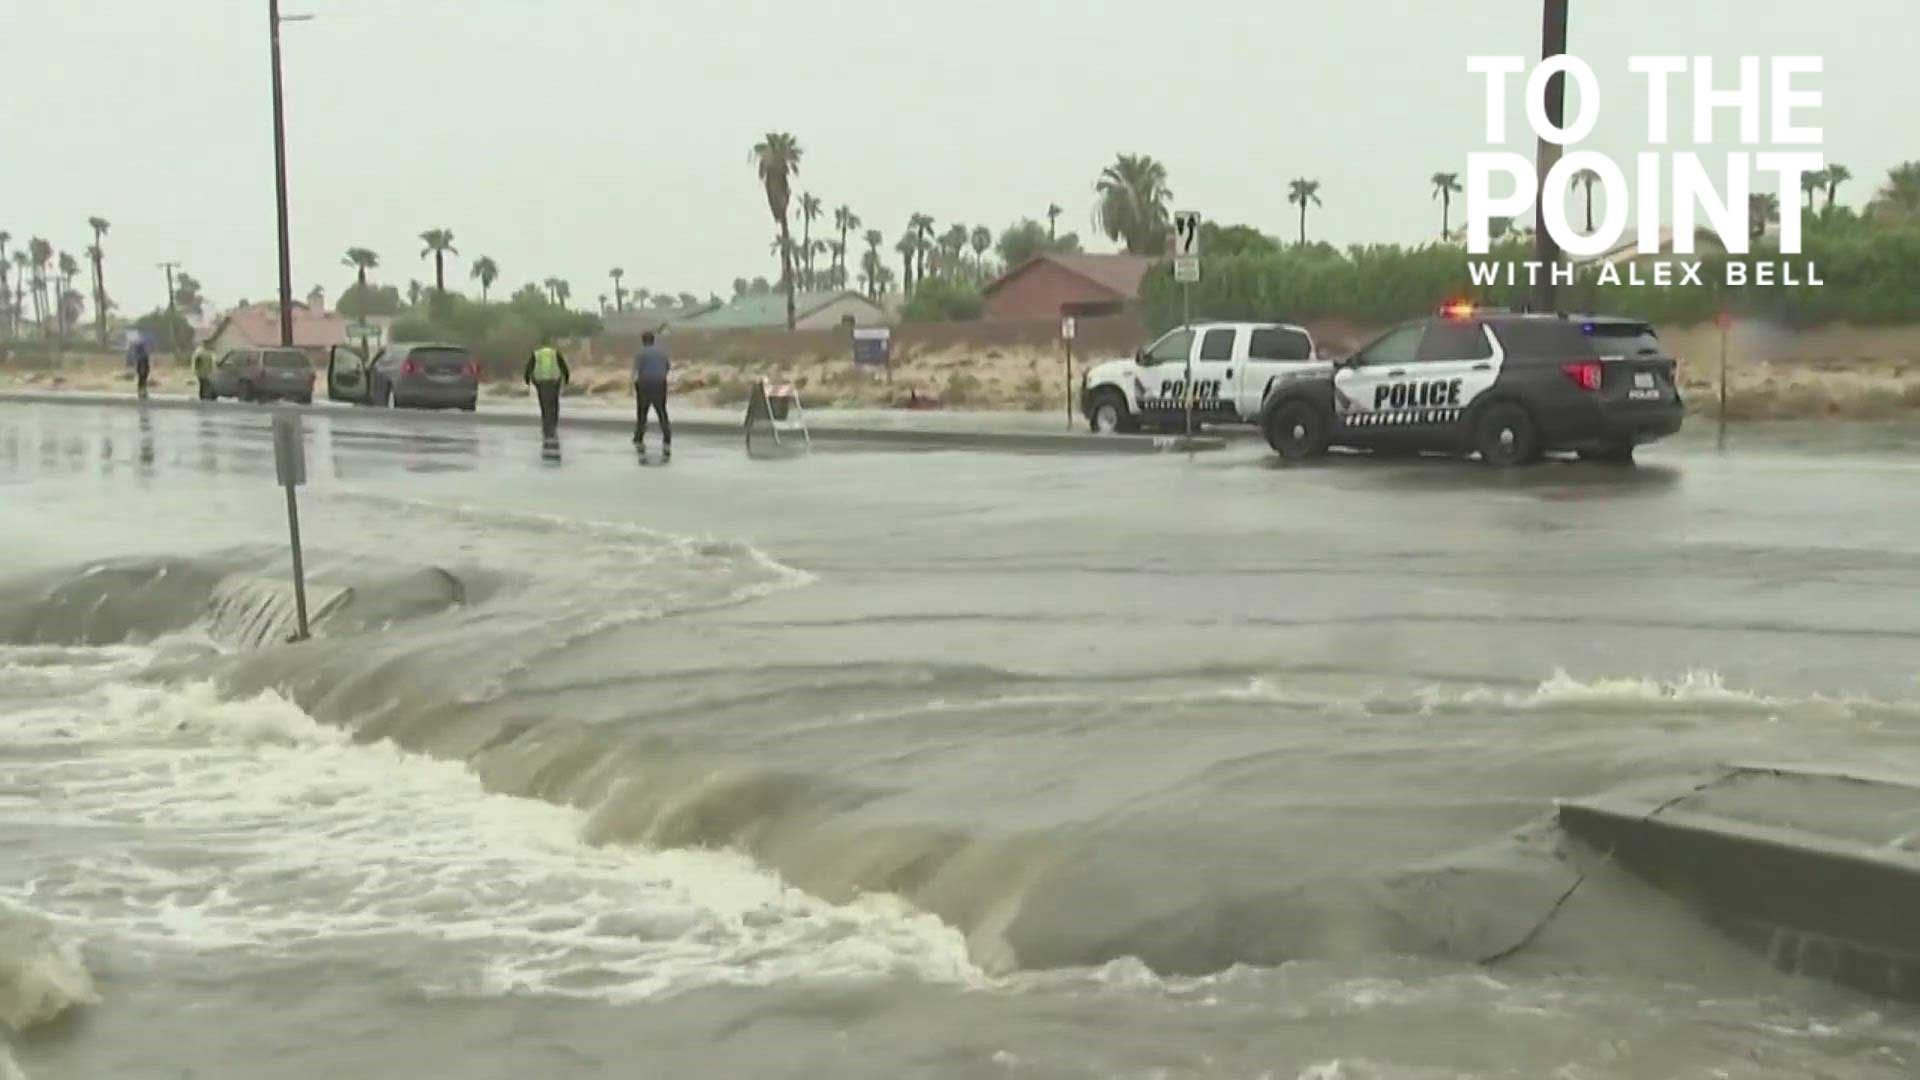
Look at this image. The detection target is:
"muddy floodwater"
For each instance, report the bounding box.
[4,402,1918,1079]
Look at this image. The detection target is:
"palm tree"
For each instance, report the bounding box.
[1287,179,1323,246]
[407,280,424,307]
[419,228,458,298]
[940,224,969,279]
[796,192,823,290]
[1823,164,1852,214]
[86,217,110,344]
[55,252,80,341]
[751,132,803,329]
[552,279,572,309]
[1801,169,1827,210]
[810,239,829,288]
[1094,154,1174,255]
[908,214,936,287]
[633,287,652,309]
[1568,169,1601,234]
[10,251,28,338]
[826,240,847,288]
[970,225,993,281]
[895,232,917,296]
[609,267,626,311]
[28,238,52,340]
[1748,192,1780,241]
[342,247,379,301]
[1046,202,1063,241]
[834,206,860,281]
[1430,172,1463,240]
[1867,162,1920,225]
[470,255,499,302]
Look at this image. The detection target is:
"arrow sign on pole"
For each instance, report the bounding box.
[1172,211,1201,257]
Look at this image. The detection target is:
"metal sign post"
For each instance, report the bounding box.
[1061,316,1076,428]
[1172,211,1202,440]
[271,410,311,641]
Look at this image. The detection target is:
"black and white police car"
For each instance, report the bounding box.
[1080,321,1318,433]
[1257,304,1684,465]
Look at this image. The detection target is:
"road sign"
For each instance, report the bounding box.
[1173,256,1201,284]
[852,326,891,367]
[1173,211,1201,257]
[1061,317,1076,341]
[346,322,382,342]
[272,411,306,487]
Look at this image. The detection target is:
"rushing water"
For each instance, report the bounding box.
[3,402,1918,1078]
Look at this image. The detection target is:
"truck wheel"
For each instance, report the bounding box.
[1087,389,1137,434]
[1264,400,1328,461]
[1474,402,1539,466]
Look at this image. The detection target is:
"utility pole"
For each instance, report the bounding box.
[268,0,311,348]
[1532,0,1570,314]
[158,261,181,354]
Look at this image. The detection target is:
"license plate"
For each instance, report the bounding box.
[1628,388,1662,401]
[1633,372,1655,389]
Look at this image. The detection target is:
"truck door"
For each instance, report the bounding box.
[1132,328,1194,423]
[1183,326,1239,423]
[1239,326,1316,420]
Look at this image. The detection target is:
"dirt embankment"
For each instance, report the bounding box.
[8,321,1920,420]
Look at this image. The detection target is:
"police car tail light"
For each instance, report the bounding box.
[1561,361,1603,392]
[1439,301,1476,320]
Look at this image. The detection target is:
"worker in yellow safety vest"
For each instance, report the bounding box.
[523,340,571,438]
[192,343,217,400]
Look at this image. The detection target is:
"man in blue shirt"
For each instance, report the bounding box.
[632,331,671,457]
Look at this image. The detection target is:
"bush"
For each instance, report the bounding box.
[902,278,985,323]
[945,371,983,405]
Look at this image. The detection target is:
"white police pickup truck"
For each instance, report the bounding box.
[1080,321,1318,433]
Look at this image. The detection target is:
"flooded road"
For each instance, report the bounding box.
[4,401,1918,1078]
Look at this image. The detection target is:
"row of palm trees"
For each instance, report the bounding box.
[0,218,114,345]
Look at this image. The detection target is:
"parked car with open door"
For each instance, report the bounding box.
[329,342,478,411]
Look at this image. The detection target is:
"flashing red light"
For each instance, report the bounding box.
[1440,301,1476,320]
[1561,360,1603,392]
[401,359,420,377]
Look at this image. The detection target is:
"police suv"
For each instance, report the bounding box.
[1081,321,1318,433]
[1258,305,1683,465]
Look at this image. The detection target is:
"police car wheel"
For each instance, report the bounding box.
[1088,390,1136,434]
[1264,400,1328,461]
[1474,403,1540,467]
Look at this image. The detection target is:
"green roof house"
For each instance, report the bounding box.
[680,290,888,331]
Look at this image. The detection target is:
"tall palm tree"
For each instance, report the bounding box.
[1286,179,1322,246]
[894,232,917,296]
[1094,154,1174,255]
[1801,169,1828,210]
[1431,172,1463,239]
[970,225,993,280]
[28,238,52,340]
[10,251,28,338]
[940,224,968,279]
[1569,169,1602,234]
[85,245,106,341]
[419,228,458,297]
[751,132,803,329]
[797,192,823,290]
[86,217,110,344]
[554,280,572,309]
[342,247,379,301]
[469,256,499,302]
[834,206,860,281]
[1748,192,1780,241]
[1047,203,1063,241]
[609,267,626,311]
[407,280,424,307]
[826,241,846,288]
[1823,164,1853,214]
[859,248,881,299]
[633,287,652,309]
[1867,162,1920,224]
[908,213,936,286]
[55,252,80,341]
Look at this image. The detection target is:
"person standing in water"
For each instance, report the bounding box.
[191,341,216,400]
[126,333,152,400]
[523,339,571,439]
[632,331,671,458]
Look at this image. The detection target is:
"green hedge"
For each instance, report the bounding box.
[382,294,601,377]
[1141,221,1920,333]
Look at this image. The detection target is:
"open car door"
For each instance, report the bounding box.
[327,344,368,403]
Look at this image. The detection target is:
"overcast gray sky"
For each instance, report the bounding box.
[4,0,1912,315]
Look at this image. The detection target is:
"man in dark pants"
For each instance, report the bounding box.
[127,334,152,400]
[523,341,571,438]
[632,331,671,457]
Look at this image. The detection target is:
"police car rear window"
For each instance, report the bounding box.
[1249,328,1312,361]
[1583,321,1663,355]
[1417,321,1492,362]
[1489,321,1594,360]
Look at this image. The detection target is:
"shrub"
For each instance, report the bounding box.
[902,279,985,323]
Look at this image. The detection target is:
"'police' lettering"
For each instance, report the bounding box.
[1374,378,1464,410]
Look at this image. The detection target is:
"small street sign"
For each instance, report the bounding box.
[1061,317,1076,341]
[1173,256,1201,284]
[1172,211,1202,257]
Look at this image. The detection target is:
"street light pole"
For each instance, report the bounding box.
[268,0,296,347]
[158,261,181,354]
[1532,0,1570,313]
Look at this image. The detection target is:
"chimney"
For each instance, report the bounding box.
[307,286,327,315]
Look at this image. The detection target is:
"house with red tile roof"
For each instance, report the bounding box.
[203,300,350,357]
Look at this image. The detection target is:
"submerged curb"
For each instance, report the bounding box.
[0,391,1228,456]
